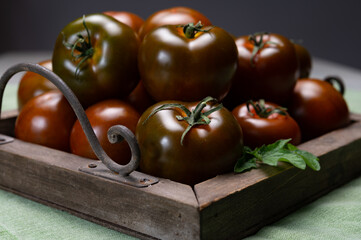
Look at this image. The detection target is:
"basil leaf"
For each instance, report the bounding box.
[287,144,320,171]
[234,146,258,173]
[234,139,320,173]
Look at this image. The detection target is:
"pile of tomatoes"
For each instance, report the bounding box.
[15,7,350,185]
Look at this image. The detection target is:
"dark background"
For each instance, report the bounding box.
[1,0,361,70]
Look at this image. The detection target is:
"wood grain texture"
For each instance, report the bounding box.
[194,118,361,239]
[0,138,200,240]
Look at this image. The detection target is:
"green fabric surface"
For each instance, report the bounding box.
[0,83,360,239]
[0,189,136,240]
[1,84,18,111]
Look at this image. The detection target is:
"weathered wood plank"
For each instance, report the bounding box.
[0,138,200,240]
[194,118,361,239]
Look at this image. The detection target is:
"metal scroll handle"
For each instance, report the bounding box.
[0,63,139,176]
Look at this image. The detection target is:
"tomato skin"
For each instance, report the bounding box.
[138,25,238,102]
[294,43,312,79]
[15,90,76,152]
[232,102,301,149]
[17,60,57,110]
[70,99,140,165]
[224,33,298,109]
[103,11,144,33]
[136,100,243,186]
[52,14,140,108]
[138,6,212,40]
[287,78,349,140]
[124,80,155,114]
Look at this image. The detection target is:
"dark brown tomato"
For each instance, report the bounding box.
[136,99,243,186]
[17,60,57,110]
[103,11,144,33]
[294,43,312,79]
[223,33,298,109]
[124,80,155,114]
[70,99,140,165]
[52,14,139,108]
[232,101,301,149]
[15,90,76,152]
[138,24,238,102]
[287,78,349,140]
[138,6,212,40]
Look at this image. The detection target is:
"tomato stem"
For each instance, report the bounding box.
[143,96,223,146]
[248,32,277,66]
[179,21,214,39]
[246,99,287,118]
[62,15,94,80]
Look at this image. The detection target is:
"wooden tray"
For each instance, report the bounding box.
[0,110,361,240]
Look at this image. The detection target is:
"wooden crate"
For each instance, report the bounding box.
[0,111,361,240]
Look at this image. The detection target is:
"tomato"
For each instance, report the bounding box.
[287,78,349,141]
[17,60,57,110]
[138,6,212,40]
[103,11,144,33]
[15,90,76,152]
[124,80,155,114]
[232,100,301,149]
[223,32,298,109]
[70,99,140,165]
[294,43,312,79]
[138,23,238,102]
[136,97,243,185]
[52,14,140,108]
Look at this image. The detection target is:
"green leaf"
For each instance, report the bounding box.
[286,144,321,171]
[234,146,258,173]
[233,139,321,173]
[234,157,257,173]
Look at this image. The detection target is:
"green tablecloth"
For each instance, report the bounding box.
[1,85,361,240]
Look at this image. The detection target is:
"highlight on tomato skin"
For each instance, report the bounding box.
[70,99,140,165]
[287,78,350,141]
[232,100,301,149]
[15,90,77,152]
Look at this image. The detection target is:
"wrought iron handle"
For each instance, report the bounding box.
[0,63,140,176]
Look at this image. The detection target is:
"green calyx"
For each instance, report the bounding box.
[143,96,223,146]
[248,32,277,66]
[62,15,94,80]
[179,21,214,39]
[246,99,287,118]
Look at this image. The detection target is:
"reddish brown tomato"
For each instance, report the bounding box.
[17,60,57,110]
[287,78,349,141]
[232,101,301,149]
[124,80,155,114]
[294,43,312,79]
[223,33,298,109]
[70,99,140,165]
[136,99,243,186]
[138,6,212,40]
[138,24,238,102]
[103,11,144,33]
[15,90,76,152]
